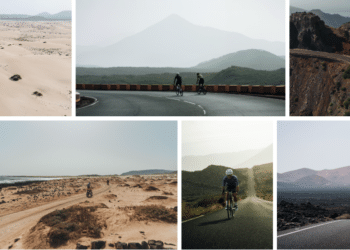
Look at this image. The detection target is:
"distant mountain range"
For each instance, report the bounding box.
[193,49,285,71]
[77,14,284,68]
[290,7,350,28]
[278,166,350,189]
[121,169,175,176]
[183,144,272,172]
[0,11,71,21]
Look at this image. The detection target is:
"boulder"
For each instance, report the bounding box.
[91,240,106,249]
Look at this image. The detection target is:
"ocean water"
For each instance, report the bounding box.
[0,176,61,184]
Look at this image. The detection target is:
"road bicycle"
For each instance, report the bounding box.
[226,191,236,219]
[197,85,207,95]
[175,85,183,96]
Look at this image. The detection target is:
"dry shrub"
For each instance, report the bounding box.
[132,205,176,223]
[336,213,350,219]
[15,188,46,195]
[146,196,168,200]
[145,186,160,191]
[37,204,106,247]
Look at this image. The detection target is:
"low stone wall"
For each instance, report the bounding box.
[76,84,285,96]
[77,239,173,249]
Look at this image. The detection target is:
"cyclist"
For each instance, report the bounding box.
[196,73,205,91]
[87,182,92,191]
[222,169,239,211]
[107,180,109,185]
[174,73,182,92]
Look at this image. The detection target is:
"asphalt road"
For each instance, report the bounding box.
[182,169,273,249]
[278,220,350,249]
[290,49,350,64]
[76,90,285,116]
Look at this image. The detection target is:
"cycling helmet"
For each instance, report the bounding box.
[226,169,233,176]
[176,72,180,75]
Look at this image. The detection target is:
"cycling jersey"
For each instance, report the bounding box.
[222,175,238,191]
[196,74,204,85]
[174,75,182,86]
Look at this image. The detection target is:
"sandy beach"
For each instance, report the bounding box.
[0,21,71,116]
[0,175,177,249]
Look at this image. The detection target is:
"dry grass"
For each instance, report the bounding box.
[131,205,176,223]
[336,213,350,219]
[36,204,107,247]
[146,196,168,200]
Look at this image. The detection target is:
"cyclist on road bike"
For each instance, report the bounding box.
[222,169,239,211]
[174,73,182,90]
[196,73,205,90]
[107,180,109,185]
[87,182,92,191]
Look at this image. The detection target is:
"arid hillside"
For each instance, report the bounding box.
[290,12,350,116]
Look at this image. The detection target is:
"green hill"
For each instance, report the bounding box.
[206,66,285,86]
[182,165,248,202]
[194,49,285,71]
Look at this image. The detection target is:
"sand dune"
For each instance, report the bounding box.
[0,175,177,249]
[0,21,71,116]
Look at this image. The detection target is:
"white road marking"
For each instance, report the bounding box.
[277,220,344,238]
[197,105,206,115]
[76,96,98,109]
[183,101,196,105]
[166,98,181,101]
[182,215,204,223]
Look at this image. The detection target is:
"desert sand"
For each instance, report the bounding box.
[0,21,71,116]
[0,175,177,249]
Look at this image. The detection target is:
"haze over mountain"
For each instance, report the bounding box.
[77,14,284,68]
[121,169,175,176]
[182,144,272,172]
[0,11,72,21]
[278,166,350,189]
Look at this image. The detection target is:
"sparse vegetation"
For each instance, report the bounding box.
[294,97,299,102]
[182,195,224,220]
[253,163,273,201]
[343,65,350,79]
[131,205,176,223]
[36,204,106,247]
[321,62,327,71]
[341,87,346,91]
[336,213,350,219]
[344,100,350,109]
[345,111,350,116]
[336,82,341,90]
[330,103,333,107]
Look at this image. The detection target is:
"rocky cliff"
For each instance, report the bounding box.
[290,12,350,116]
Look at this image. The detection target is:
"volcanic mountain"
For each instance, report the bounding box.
[278,166,350,189]
[77,14,284,68]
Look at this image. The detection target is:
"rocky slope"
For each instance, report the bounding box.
[290,12,350,116]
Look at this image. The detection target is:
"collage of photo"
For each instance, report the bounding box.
[1,0,350,249]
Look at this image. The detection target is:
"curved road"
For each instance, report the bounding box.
[0,185,110,249]
[182,169,273,249]
[290,49,350,64]
[278,220,350,249]
[76,90,285,116]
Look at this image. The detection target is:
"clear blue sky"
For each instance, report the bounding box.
[1,0,71,15]
[0,121,177,176]
[278,121,350,173]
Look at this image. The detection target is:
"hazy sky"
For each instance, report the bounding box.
[1,0,71,15]
[77,0,285,46]
[0,121,177,176]
[290,0,350,17]
[278,121,350,173]
[182,121,273,157]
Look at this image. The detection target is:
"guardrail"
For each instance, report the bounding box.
[76,84,285,95]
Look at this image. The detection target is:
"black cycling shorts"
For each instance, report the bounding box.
[225,187,236,193]
[199,78,204,85]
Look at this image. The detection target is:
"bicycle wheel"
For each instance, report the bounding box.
[180,89,183,96]
[227,200,230,220]
[230,202,234,218]
[203,88,207,95]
